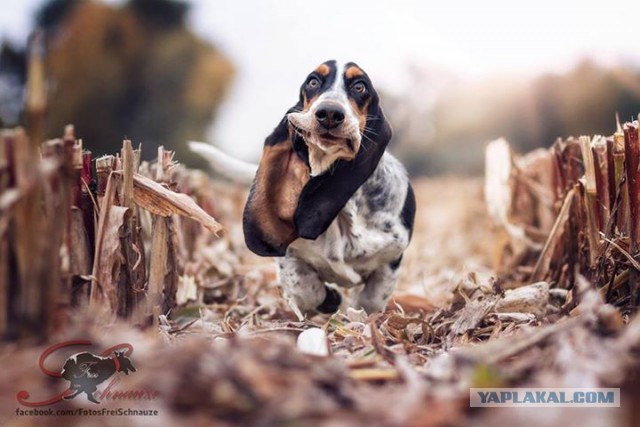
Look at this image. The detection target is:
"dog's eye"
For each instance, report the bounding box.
[352,82,366,94]
[307,77,320,89]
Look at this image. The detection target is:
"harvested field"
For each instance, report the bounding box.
[2,3,640,427]
[1,121,639,426]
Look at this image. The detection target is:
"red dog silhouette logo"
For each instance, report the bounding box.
[16,340,153,407]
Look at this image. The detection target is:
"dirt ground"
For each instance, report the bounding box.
[1,175,637,427]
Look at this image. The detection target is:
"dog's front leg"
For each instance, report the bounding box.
[277,256,341,319]
[356,262,401,314]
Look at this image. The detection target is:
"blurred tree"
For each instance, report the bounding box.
[0,0,233,165]
[128,0,189,28]
[0,43,27,76]
[391,60,640,176]
[36,0,80,30]
[0,43,27,125]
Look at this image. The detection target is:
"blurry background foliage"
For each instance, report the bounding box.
[386,61,640,176]
[1,0,640,175]
[0,0,234,167]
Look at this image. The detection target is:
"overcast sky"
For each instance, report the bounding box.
[2,0,640,159]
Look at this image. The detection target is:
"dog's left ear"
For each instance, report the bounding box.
[294,101,393,239]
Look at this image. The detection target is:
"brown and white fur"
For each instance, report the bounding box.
[190,60,415,317]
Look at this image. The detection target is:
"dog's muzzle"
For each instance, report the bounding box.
[315,103,345,130]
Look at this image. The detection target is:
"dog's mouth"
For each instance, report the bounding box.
[292,126,355,153]
[288,111,361,163]
[315,132,355,152]
[319,132,340,141]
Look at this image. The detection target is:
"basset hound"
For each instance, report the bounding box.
[191,60,416,317]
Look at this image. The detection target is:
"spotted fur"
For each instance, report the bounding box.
[283,152,414,315]
[244,60,416,316]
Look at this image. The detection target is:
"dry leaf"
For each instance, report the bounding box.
[451,297,496,335]
[113,171,222,235]
[495,281,549,319]
[348,368,399,381]
[387,294,434,314]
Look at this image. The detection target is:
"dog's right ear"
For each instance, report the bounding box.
[243,105,310,256]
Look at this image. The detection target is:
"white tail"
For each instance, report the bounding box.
[188,141,257,185]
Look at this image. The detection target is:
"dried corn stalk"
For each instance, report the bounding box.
[486,116,640,311]
[1,126,222,340]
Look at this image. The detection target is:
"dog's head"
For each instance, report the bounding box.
[288,61,381,176]
[243,60,392,256]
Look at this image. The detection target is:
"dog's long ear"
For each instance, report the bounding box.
[294,102,392,239]
[243,106,310,256]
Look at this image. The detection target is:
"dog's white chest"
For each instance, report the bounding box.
[288,199,386,287]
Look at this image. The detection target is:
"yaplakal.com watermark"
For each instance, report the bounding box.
[470,388,620,407]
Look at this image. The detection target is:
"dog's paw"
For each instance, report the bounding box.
[316,287,342,314]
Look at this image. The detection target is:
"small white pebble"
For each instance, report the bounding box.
[346,307,368,323]
[297,328,329,356]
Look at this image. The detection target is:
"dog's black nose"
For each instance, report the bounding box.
[315,104,345,129]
